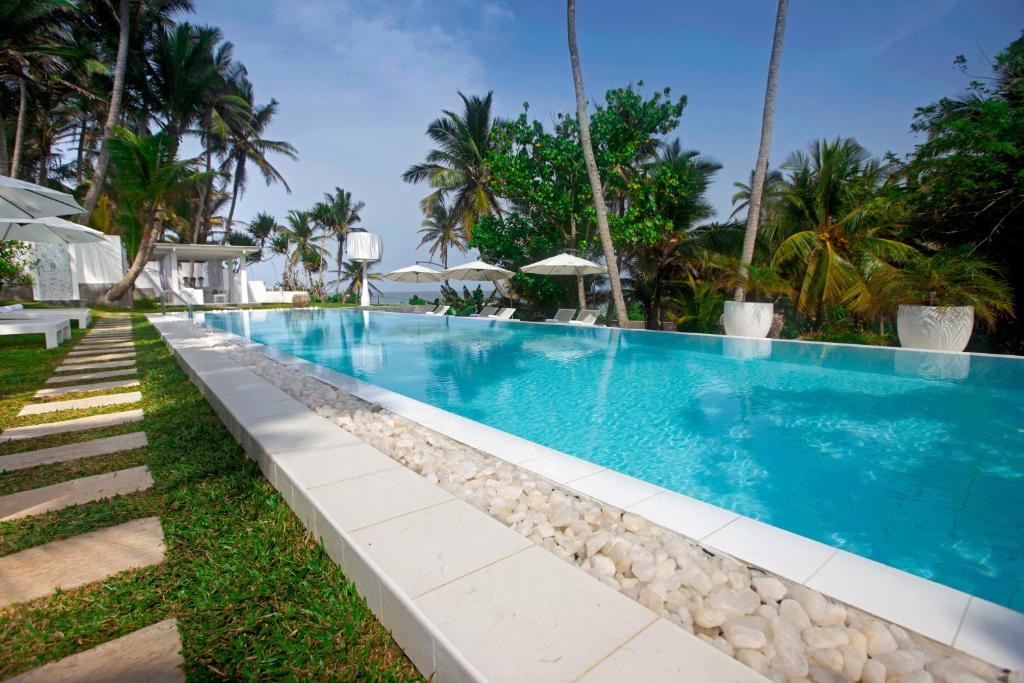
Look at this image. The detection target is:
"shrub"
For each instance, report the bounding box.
[291,292,311,307]
[0,241,35,291]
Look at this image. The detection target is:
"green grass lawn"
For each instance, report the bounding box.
[0,312,422,681]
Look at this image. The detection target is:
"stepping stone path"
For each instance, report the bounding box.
[7,619,184,683]
[0,517,165,607]
[0,314,184,679]
[18,391,142,416]
[0,432,148,472]
[0,465,153,521]
[35,378,140,398]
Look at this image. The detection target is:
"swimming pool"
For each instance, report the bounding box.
[202,308,1024,610]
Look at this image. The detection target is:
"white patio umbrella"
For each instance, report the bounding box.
[0,176,85,219]
[0,216,105,244]
[382,264,444,283]
[443,259,514,281]
[520,252,607,276]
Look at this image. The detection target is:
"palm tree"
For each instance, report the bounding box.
[417,198,466,268]
[221,90,297,241]
[771,138,916,324]
[566,0,627,326]
[245,211,279,260]
[276,209,326,287]
[100,128,206,302]
[311,187,363,290]
[730,168,785,220]
[402,91,500,239]
[735,0,789,302]
[334,259,382,300]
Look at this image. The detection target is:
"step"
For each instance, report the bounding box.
[0,465,153,521]
[55,360,136,373]
[0,409,145,442]
[35,379,140,398]
[0,432,148,472]
[47,368,137,384]
[19,391,142,416]
[64,351,137,361]
[72,342,136,351]
[0,517,165,607]
[6,619,184,683]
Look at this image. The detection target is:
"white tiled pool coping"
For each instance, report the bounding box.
[180,311,1024,671]
[148,314,763,682]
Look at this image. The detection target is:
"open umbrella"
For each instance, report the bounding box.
[0,216,105,244]
[0,176,85,219]
[520,252,607,276]
[382,264,444,283]
[443,259,514,281]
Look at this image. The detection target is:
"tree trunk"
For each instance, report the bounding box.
[567,0,627,327]
[735,0,788,302]
[0,114,9,175]
[75,117,86,182]
[193,122,213,243]
[101,207,160,304]
[647,270,664,330]
[222,158,242,244]
[10,78,28,178]
[81,0,130,222]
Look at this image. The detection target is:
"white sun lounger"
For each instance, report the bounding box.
[489,307,516,320]
[470,306,499,318]
[0,319,71,349]
[545,309,576,323]
[0,308,92,328]
[569,309,599,326]
[425,305,450,316]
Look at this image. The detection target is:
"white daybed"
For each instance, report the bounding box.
[0,319,71,349]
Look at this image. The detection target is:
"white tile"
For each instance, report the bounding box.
[567,470,663,508]
[311,467,453,533]
[276,443,398,490]
[702,517,836,584]
[578,618,768,682]
[807,549,970,645]
[338,533,383,617]
[415,546,654,681]
[518,451,604,484]
[482,435,578,465]
[224,396,308,422]
[627,491,740,541]
[350,499,531,597]
[433,640,485,683]
[953,597,1024,670]
[246,412,361,458]
[380,580,437,677]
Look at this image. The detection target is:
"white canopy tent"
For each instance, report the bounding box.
[149,243,256,305]
[443,259,514,281]
[520,253,606,276]
[0,216,105,244]
[382,264,443,283]
[0,176,85,219]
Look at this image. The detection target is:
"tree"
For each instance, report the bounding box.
[221,86,296,241]
[245,211,278,260]
[312,187,363,289]
[0,240,36,290]
[417,198,466,269]
[100,128,206,303]
[735,0,788,302]
[402,91,501,239]
[567,0,627,326]
[276,209,326,287]
[333,259,382,299]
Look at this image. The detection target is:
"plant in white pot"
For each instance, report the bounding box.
[894,249,1013,352]
[719,262,793,338]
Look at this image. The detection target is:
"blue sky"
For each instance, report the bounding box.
[190,0,1023,293]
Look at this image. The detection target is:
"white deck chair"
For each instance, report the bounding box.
[0,319,71,349]
[470,306,499,318]
[426,305,450,316]
[569,309,599,325]
[0,308,92,328]
[489,308,516,320]
[545,308,576,323]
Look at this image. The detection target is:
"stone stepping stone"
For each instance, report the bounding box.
[19,391,142,416]
[0,432,148,472]
[0,409,145,442]
[0,465,153,521]
[61,352,137,364]
[48,368,136,383]
[82,334,133,341]
[55,360,135,373]
[6,618,184,683]
[74,341,135,350]
[66,349,137,359]
[0,517,165,608]
[35,379,140,398]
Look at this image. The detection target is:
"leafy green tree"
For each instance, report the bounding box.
[312,187,363,288]
[333,259,381,299]
[893,248,1014,326]
[276,209,326,287]
[417,198,466,269]
[0,240,36,290]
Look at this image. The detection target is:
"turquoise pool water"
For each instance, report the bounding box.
[202,308,1024,610]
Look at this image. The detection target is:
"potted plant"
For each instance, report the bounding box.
[894,249,1013,352]
[718,262,792,338]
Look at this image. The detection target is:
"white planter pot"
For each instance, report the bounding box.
[723,301,774,338]
[897,305,974,352]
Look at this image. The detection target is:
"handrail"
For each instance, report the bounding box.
[160,290,194,319]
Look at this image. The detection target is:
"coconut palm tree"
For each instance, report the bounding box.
[417,198,465,269]
[566,0,627,326]
[730,169,785,221]
[276,209,326,287]
[100,128,206,303]
[771,138,916,324]
[221,88,296,241]
[245,211,279,260]
[334,259,382,300]
[311,187,363,289]
[735,0,789,302]
[402,91,500,239]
